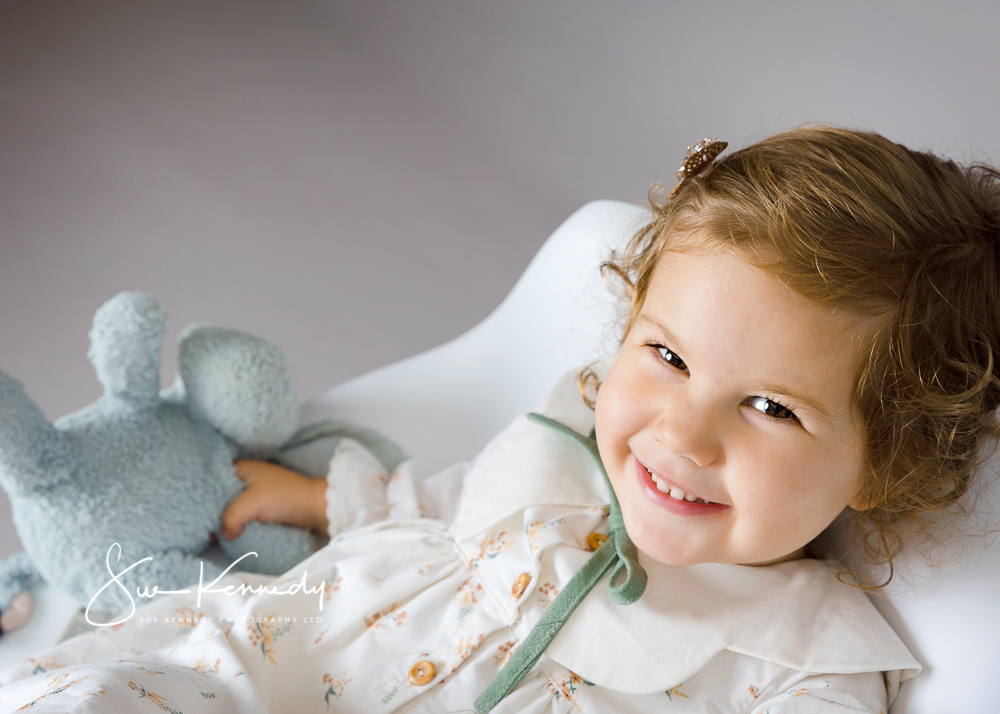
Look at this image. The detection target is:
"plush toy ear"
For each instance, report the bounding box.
[178,326,299,456]
[88,292,167,404]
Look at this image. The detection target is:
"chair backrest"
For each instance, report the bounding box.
[302,199,999,713]
[301,200,649,467]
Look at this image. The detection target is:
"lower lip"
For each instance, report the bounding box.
[634,457,730,516]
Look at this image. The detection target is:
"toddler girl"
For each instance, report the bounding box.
[2,125,998,713]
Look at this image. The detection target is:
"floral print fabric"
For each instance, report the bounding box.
[0,409,911,713]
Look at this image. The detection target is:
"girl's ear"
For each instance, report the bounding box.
[848,490,872,511]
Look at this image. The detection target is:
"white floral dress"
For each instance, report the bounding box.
[0,370,920,714]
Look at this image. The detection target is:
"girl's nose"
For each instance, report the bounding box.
[651,395,720,467]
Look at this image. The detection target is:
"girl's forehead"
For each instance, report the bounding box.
[653,235,784,304]
[654,228,887,330]
[642,246,884,382]
[659,227,775,268]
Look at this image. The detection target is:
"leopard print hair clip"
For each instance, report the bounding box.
[669,138,728,198]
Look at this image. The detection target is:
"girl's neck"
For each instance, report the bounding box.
[741,547,807,567]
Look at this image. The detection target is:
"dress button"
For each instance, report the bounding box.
[586,532,608,551]
[511,572,532,599]
[408,660,436,686]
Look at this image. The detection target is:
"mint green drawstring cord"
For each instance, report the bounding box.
[474,413,647,713]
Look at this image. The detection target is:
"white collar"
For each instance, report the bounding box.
[545,555,921,694]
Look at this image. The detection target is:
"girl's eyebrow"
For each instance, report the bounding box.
[634,314,686,354]
[755,382,833,422]
[635,314,834,423]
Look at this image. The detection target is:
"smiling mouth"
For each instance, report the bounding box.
[633,457,728,513]
[643,465,712,504]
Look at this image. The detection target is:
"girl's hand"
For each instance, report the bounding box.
[221,460,329,539]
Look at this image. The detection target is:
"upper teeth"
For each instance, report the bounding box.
[647,468,706,503]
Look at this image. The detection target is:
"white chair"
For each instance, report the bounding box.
[2,200,995,711]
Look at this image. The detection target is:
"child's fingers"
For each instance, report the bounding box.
[221,491,264,540]
[233,459,260,484]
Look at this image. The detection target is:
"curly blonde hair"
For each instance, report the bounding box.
[597,125,1000,586]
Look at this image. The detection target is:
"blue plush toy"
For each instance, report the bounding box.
[0,292,335,631]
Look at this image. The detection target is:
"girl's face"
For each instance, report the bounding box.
[595,241,874,566]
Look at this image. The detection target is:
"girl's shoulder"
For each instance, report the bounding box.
[452,361,615,542]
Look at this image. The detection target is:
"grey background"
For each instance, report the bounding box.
[2,0,999,558]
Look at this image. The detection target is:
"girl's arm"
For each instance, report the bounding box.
[221,460,329,539]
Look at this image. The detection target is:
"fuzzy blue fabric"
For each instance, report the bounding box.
[0,292,328,622]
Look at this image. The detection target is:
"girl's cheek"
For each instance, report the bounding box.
[595,365,621,425]
[594,374,620,453]
[595,362,640,455]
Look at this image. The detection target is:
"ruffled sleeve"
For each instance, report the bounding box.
[324,437,468,538]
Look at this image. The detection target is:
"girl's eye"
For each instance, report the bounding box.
[654,345,688,372]
[747,396,797,421]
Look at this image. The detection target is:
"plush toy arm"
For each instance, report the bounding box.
[0,370,73,495]
[217,521,317,577]
[0,554,38,635]
[0,553,40,612]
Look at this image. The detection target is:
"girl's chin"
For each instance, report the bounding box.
[633,541,708,568]
[620,511,710,568]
